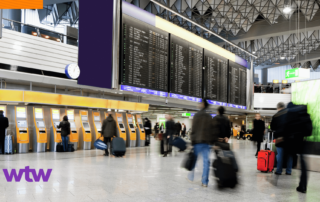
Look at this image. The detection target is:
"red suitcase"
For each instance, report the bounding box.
[257,132,275,172]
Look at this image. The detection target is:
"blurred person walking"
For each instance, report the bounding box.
[175,121,182,137]
[188,98,215,187]
[163,115,175,157]
[154,122,159,139]
[252,114,265,157]
[212,106,231,143]
[270,102,293,175]
[285,102,312,193]
[144,118,152,146]
[181,123,187,138]
[57,116,70,152]
[160,122,165,134]
[101,114,117,156]
[0,110,9,154]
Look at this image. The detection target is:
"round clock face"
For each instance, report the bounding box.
[65,64,80,79]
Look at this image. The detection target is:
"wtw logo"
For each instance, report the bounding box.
[3,166,52,182]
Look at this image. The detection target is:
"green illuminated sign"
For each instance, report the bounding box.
[285,68,299,79]
[182,113,191,117]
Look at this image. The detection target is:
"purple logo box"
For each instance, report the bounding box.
[121,85,168,97]
[3,166,52,182]
[169,93,202,103]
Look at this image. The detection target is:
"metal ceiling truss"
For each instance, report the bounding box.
[223,29,320,65]
[290,59,320,71]
[38,1,79,27]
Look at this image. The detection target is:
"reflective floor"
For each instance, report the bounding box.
[0,138,319,202]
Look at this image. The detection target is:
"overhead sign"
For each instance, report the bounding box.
[0,0,43,9]
[285,68,310,80]
[182,113,191,117]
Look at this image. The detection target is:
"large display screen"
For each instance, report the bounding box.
[67,110,74,120]
[204,50,228,102]
[121,14,168,91]
[228,61,247,106]
[52,109,60,120]
[0,106,5,116]
[170,34,203,98]
[16,107,26,118]
[35,108,43,119]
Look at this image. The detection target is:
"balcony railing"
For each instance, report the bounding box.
[1,18,78,47]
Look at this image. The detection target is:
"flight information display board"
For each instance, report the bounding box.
[170,35,203,97]
[228,61,247,106]
[121,14,168,91]
[204,50,228,102]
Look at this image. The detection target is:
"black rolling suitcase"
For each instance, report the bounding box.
[111,137,126,157]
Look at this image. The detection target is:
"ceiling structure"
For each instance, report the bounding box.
[128,0,320,68]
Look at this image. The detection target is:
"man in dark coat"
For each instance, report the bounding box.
[212,106,231,143]
[253,113,265,157]
[101,114,117,156]
[144,118,152,146]
[0,110,9,154]
[175,121,182,137]
[163,115,175,157]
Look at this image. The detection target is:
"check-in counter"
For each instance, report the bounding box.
[66,109,78,150]
[79,110,92,150]
[50,108,62,152]
[114,113,127,141]
[92,111,103,141]
[0,105,8,137]
[32,108,47,152]
[125,114,136,147]
[135,114,145,147]
[15,106,29,153]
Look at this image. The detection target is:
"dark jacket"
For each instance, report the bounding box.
[191,109,215,145]
[160,125,164,133]
[165,120,175,142]
[175,122,182,134]
[144,120,152,135]
[212,115,231,139]
[252,119,265,142]
[270,108,288,139]
[101,115,117,138]
[0,115,9,138]
[181,125,186,135]
[154,125,159,133]
[58,121,70,137]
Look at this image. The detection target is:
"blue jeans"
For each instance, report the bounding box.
[276,146,293,174]
[188,143,210,185]
[62,136,69,152]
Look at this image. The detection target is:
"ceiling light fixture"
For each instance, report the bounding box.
[280,56,286,59]
[283,6,292,14]
[149,0,257,59]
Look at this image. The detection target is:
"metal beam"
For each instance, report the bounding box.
[44,0,77,6]
[149,0,257,58]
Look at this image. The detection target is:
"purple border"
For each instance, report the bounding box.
[121,85,168,97]
[169,93,202,103]
[122,1,156,26]
[235,55,248,69]
[208,100,247,110]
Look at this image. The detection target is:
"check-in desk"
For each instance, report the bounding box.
[135,114,145,147]
[66,109,78,150]
[50,108,62,152]
[92,111,103,141]
[125,114,136,147]
[32,108,47,152]
[15,106,29,153]
[0,105,9,138]
[79,111,92,150]
[114,113,127,141]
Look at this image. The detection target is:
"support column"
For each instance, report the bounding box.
[247,58,254,110]
[111,0,120,89]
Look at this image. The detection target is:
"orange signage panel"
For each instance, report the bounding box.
[0,0,43,9]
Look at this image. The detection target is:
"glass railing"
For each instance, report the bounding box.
[1,18,78,47]
[254,84,291,94]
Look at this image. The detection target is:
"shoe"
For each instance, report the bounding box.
[275,172,281,175]
[103,154,108,156]
[202,184,208,187]
[163,153,167,157]
[286,173,291,175]
[296,187,306,193]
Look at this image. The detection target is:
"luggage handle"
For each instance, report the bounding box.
[265,131,273,150]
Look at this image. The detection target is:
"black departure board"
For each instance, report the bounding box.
[228,61,247,106]
[204,50,228,102]
[170,35,203,97]
[121,14,168,91]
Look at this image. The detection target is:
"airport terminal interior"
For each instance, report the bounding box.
[1,0,320,201]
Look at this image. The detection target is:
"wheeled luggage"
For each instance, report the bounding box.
[257,132,275,172]
[94,139,107,150]
[213,148,238,188]
[171,137,187,151]
[160,139,164,155]
[56,144,64,152]
[5,135,13,154]
[111,137,126,157]
[182,149,197,171]
[67,144,75,152]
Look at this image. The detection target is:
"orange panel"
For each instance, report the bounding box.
[60,95,108,108]
[25,92,60,105]
[119,101,136,111]
[0,90,23,102]
[0,0,42,9]
[84,133,91,142]
[108,100,119,109]
[135,103,149,112]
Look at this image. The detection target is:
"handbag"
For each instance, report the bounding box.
[182,148,197,171]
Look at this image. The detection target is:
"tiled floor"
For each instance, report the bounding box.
[0,138,319,202]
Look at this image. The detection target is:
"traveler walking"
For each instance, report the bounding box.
[144,118,152,146]
[57,116,70,152]
[188,99,216,187]
[160,122,165,134]
[212,106,231,143]
[270,102,293,175]
[181,123,186,138]
[0,110,9,154]
[163,115,175,157]
[154,122,159,139]
[252,114,265,157]
[101,114,117,156]
[175,121,182,137]
[285,102,312,193]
